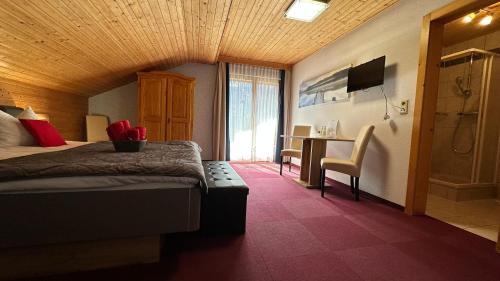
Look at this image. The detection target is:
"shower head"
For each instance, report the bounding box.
[455,76,472,98]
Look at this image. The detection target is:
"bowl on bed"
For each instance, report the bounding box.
[112,140,147,152]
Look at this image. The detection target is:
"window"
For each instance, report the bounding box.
[228,64,281,162]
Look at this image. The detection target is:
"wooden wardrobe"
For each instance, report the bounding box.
[137,71,195,141]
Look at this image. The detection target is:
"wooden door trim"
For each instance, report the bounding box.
[404,0,499,215]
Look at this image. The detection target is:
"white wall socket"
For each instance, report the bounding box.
[400,100,409,114]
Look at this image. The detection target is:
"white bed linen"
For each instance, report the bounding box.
[0,141,91,160]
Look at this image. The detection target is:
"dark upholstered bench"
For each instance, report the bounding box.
[201,161,249,234]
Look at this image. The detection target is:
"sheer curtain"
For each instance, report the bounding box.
[228,64,281,162]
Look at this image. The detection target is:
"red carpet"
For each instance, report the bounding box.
[31,163,500,281]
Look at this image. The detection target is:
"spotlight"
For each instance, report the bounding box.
[463,13,476,23]
[479,15,493,26]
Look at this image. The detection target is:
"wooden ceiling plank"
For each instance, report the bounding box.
[226,0,260,56]
[227,0,274,59]
[181,0,195,61]
[235,0,283,59]
[270,0,355,60]
[99,0,159,66]
[149,0,183,66]
[270,0,364,62]
[210,0,232,62]
[275,0,388,63]
[115,0,165,66]
[198,0,209,62]
[38,0,141,81]
[256,0,358,62]
[0,2,115,91]
[82,0,146,66]
[0,0,399,96]
[284,0,396,63]
[137,0,176,67]
[171,0,190,63]
[191,0,201,61]
[19,0,135,89]
[217,0,248,55]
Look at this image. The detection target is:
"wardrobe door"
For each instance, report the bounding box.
[138,77,167,141]
[166,77,193,140]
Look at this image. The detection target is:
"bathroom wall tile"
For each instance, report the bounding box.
[452,157,473,181]
[464,36,486,50]
[463,96,480,113]
[471,59,485,80]
[485,30,500,50]
[446,96,464,113]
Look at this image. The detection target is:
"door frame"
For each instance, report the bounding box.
[404,0,499,215]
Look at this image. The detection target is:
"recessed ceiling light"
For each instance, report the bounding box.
[479,14,493,26]
[284,0,329,22]
[463,12,476,23]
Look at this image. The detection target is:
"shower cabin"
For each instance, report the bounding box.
[429,48,500,201]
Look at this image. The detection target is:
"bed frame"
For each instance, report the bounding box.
[0,105,203,279]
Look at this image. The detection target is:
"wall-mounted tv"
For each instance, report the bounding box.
[347,56,386,92]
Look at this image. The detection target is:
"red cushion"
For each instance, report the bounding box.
[127,128,140,141]
[135,127,147,140]
[20,119,67,147]
[120,120,131,131]
[106,121,126,141]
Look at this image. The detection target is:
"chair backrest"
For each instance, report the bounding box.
[350,125,375,167]
[291,125,311,150]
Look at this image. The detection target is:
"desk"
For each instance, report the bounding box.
[281,135,355,188]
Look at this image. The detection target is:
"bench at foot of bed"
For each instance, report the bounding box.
[201,161,249,234]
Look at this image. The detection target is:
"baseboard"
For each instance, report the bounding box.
[324,176,405,211]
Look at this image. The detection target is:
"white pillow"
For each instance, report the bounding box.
[0,110,36,146]
[17,106,39,120]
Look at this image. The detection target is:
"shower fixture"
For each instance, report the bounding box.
[455,76,472,98]
[451,54,475,154]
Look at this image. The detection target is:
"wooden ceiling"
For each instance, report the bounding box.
[0,0,398,96]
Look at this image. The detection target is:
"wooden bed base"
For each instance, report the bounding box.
[0,236,161,280]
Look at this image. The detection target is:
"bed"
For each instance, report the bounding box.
[0,106,206,278]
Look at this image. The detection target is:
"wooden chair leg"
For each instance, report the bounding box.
[354,177,360,201]
[320,169,325,197]
[350,176,354,194]
[280,156,283,175]
[289,157,292,172]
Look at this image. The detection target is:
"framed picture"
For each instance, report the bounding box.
[298,64,351,108]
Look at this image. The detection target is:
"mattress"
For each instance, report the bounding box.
[0,141,204,247]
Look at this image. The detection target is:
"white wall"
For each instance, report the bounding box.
[89,63,217,160]
[290,0,453,205]
[89,82,138,125]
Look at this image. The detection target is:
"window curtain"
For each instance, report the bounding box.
[212,62,227,160]
[274,70,285,163]
[228,64,281,162]
[283,69,292,151]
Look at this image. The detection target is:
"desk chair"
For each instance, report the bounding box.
[280,125,311,175]
[320,125,374,201]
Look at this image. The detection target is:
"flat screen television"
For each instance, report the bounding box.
[347,56,385,92]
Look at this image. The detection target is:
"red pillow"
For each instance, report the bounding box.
[20,119,67,147]
[127,128,140,141]
[135,127,147,140]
